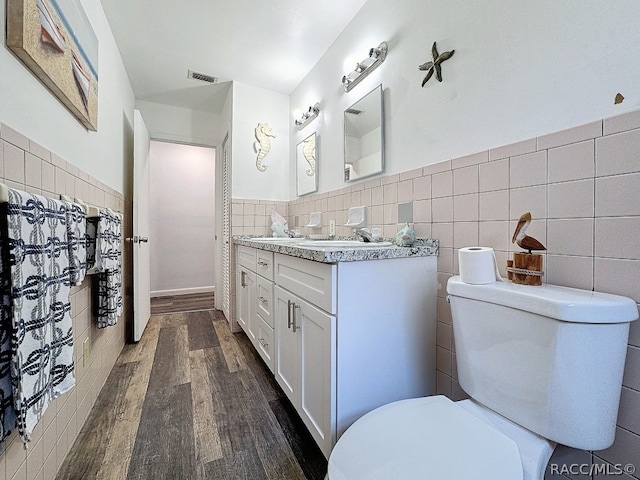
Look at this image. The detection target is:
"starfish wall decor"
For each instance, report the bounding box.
[419,41,455,87]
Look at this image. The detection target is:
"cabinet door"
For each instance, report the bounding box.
[236,266,255,336]
[256,276,274,328]
[297,297,336,457]
[255,314,275,373]
[274,286,300,407]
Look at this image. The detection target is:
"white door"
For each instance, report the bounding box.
[132,109,151,342]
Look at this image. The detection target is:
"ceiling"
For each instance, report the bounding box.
[100,0,369,113]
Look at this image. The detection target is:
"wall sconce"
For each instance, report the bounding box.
[341,41,388,92]
[294,103,320,130]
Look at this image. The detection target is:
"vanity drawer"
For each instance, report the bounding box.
[237,245,257,270]
[256,250,274,281]
[256,276,274,328]
[256,314,275,373]
[275,253,336,314]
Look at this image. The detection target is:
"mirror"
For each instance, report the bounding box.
[296,132,318,196]
[344,84,384,182]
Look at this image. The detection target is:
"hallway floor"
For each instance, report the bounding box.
[55,303,328,479]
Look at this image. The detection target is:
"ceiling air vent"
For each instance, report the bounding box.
[345,108,363,115]
[187,70,219,84]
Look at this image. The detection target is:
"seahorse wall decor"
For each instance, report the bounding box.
[254,123,275,172]
[302,135,316,176]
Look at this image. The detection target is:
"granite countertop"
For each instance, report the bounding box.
[233,236,439,263]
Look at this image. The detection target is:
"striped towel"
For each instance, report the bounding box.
[94,209,123,328]
[85,217,99,274]
[6,189,75,443]
[61,200,87,286]
[0,204,17,443]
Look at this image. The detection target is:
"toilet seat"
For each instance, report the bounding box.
[327,396,523,480]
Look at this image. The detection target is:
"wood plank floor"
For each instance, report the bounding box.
[150,292,216,315]
[56,304,328,479]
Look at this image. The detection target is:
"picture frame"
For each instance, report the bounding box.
[6,0,99,130]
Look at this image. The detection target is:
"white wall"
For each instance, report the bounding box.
[135,99,225,147]
[232,82,290,200]
[149,140,216,295]
[0,0,135,193]
[289,0,640,197]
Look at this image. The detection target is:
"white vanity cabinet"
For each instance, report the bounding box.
[273,252,437,459]
[274,255,337,456]
[235,241,437,460]
[236,245,276,371]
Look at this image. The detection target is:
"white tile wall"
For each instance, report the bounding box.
[479,158,509,192]
[510,185,548,219]
[452,165,478,195]
[537,120,602,150]
[489,137,537,161]
[278,108,640,479]
[547,140,594,183]
[596,218,640,260]
[479,190,509,221]
[547,219,594,257]
[596,174,640,217]
[453,194,478,222]
[510,151,547,188]
[0,123,129,480]
[548,179,595,218]
[432,171,453,198]
[546,255,594,291]
[596,129,640,177]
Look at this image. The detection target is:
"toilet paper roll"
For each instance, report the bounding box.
[458,247,504,284]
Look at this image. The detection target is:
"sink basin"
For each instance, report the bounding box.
[299,240,393,248]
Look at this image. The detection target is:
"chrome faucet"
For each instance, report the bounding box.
[354,228,374,242]
[284,229,301,238]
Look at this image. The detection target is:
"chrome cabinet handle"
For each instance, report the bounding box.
[258,261,268,267]
[258,296,268,304]
[287,300,293,329]
[259,338,268,348]
[241,271,246,288]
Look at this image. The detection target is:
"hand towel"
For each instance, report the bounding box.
[6,189,75,443]
[85,217,99,274]
[61,200,87,286]
[0,204,17,443]
[94,209,123,328]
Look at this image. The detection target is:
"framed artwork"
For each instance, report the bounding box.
[6,0,99,130]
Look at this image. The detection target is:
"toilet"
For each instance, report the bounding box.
[327,276,638,480]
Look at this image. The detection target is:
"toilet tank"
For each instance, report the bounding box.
[447,276,638,450]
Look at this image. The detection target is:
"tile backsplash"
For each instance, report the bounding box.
[235,108,640,479]
[0,122,131,480]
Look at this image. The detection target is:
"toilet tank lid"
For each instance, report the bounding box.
[447,276,639,324]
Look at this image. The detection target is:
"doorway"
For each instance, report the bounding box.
[148,140,216,298]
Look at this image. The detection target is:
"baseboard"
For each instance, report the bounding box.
[151,286,215,298]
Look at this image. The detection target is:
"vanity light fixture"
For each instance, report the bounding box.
[294,103,320,130]
[341,41,388,92]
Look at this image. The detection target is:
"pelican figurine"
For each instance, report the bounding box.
[512,212,546,253]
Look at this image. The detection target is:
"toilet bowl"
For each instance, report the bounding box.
[326,275,638,480]
[327,395,553,480]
